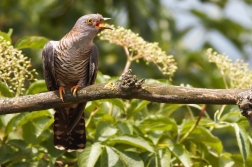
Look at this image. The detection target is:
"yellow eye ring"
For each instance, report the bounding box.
[86,18,94,25]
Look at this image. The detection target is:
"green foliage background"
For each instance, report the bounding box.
[1,0,252,166]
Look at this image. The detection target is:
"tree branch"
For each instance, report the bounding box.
[0,82,244,115]
[0,69,246,115]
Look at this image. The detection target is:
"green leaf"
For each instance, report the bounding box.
[4,111,50,139]
[0,81,13,97]
[132,125,145,137]
[32,117,52,137]
[219,153,235,167]
[22,121,37,144]
[220,111,241,122]
[139,152,154,167]
[139,115,177,133]
[7,139,31,154]
[117,121,133,135]
[157,104,181,116]
[8,161,32,167]
[15,36,49,49]
[0,143,15,164]
[148,131,163,146]
[95,120,118,142]
[25,80,47,95]
[100,146,122,167]
[114,148,144,167]
[77,143,103,167]
[188,126,223,154]
[17,110,52,127]
[158,147,171,167]
[0,30,12,43]
[110,134,154,152]
[3,113,29,137]
[232,123,249,163]
[127,100,150,119]
[232,154,252,167]
[3,114,17,137]
[22,115,52,144]
[45,134,65,159]
[103,99,125,112]
[169,143,192,167]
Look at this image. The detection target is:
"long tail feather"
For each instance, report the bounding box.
[53,103,86,152]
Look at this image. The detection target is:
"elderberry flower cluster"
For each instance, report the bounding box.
[0,36,37,96]
[207,48,252,89]
[98,24,177,80]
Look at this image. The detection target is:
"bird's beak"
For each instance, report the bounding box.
[95,18,112,30]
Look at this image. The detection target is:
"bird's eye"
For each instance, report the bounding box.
[86,18,94,24]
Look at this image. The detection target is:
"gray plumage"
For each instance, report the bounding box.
[42,14,111,151]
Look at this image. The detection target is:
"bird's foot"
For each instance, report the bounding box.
[59,86,66,102]
[71,84,81,97]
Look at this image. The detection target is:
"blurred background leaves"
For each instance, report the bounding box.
[1,0,252,166]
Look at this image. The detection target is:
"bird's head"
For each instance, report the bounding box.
[74,14,111,39]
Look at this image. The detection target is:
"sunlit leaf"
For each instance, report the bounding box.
[0,30,11,43]
[4,113,28,137]
[25,80,47,95]
[0,81,13,97]
[77,143,102,167]
[103,99,125,112]
[100,146,122,167]
[110,134,154,152]
[132,125,145,137]
[232,123,249,163]
[17,110,52,127]
[158,147,171,167]
[95,120,118,142]
[220,111,241,122]
[219,153,235,167]
[114,148,144,167]
[21,111,52,144]
[157,104,181,116]
[3,114,17,137]
[148,130,163,146]
[32,117,52,137]
[22,121,37,144]
[231,154,252,167]
[188,126,223,154]
[169,143,192,167]
[139,115,177,133]
[117,121,133,135]
[15,36,49,49]
[126,100,150,119]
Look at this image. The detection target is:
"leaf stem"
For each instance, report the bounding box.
[179,104,207,143]
[86,107,98,128]
[217,104,226,120]
[123,46,132,73]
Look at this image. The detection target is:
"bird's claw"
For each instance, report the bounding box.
[71,84,81,97]
[59,86,66,102]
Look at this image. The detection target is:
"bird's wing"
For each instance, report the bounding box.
[88,44,99,85]
[42,41,58,91]
[67,45,99,133]
[42,41,70,123]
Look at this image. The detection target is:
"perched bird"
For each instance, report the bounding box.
[42,14,111,151]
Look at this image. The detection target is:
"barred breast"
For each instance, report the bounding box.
[54,51,90,87]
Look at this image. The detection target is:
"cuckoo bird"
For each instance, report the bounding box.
[42,14,111,151]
